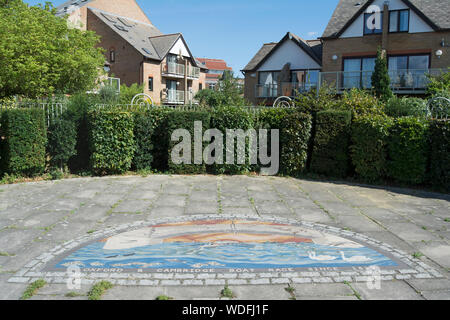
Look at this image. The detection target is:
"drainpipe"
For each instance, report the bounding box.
[381,2,389,55]
[184,59,188,105]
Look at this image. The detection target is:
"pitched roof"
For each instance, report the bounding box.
[242,43,277,72]
[196,58,232,71]
[55,0,95,16]
[242,33,323,72]
[322,0,450,39]
[89,8,200,67]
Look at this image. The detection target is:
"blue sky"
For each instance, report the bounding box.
[24,0,339,76]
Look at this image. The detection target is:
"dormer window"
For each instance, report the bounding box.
[389,10,409,33]
[364,12,383,35]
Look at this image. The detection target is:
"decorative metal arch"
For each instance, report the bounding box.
[131,93,154,109]
[427,96,450,120]
[273,96,294,108]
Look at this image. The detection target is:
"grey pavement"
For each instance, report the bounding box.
[0,175,449,300]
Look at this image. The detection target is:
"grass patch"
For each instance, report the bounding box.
[220,285,235,299]
[412,252,424,259]
[343,281,362,300]
[20,279,47,300]
[87,281,114,300]
[65,291,84,298]
[0,251,14,257]
[445,218,450,223]
[156,295,173,301]
[87,230,96,234]
[285,284,296,300]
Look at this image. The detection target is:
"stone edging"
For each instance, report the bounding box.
[8,214,444,286]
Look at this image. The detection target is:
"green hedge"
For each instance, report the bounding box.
[47,117,77,170]
[133,111,156,171]
[310,110,352,178]
[88,110,135,175]
[258,108,312,176]
[0,108,47,176]
[385,97,428,118]
[148,108,172,172]
[351,115,393,182]
[210,106,254,174]
[387,117,429,184]
[429,120,450,192]
[167,110,211,174]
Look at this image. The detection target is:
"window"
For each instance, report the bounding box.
[388,54,430,88]
[199,83,203,90]
[389,10,409,32]
[343,57,376,88]
[148,77,153,91]
[109,49,115,63]
[364,12,383,35]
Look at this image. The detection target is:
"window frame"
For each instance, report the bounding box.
[148,76,153,92]
[388,9,410,33]
[342,56,377,88]
[387,53,431,71]
[363,12,383,35]
[109,49,116,63]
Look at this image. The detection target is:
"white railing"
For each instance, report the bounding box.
[319,69,445,93]
[162,62,185,77]
[106,77,121,93]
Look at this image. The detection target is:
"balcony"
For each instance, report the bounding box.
[163,89,185,104]
[161,63,200,80]
[319,69,445,94]
[162,62,185,78]
[256,82,318,98]
[187,66,200,79]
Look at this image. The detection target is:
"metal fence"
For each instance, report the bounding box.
[0,102,67,127]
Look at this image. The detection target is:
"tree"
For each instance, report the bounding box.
[195,71,247,107]
[0,0,105,98]
[371,47,393,102]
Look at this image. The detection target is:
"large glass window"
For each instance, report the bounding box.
[389,10,409,32]
[343,57,376,88]
[364,12,383,35]
[388,55,430,88]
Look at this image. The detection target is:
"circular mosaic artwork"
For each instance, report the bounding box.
[10,215,441,286]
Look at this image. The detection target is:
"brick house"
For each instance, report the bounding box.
[241,32,323,105]
[56,0,207,105]
[196,58,233,90]
[320,0,450,94]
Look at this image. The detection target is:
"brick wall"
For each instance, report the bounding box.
[322,31,450,72]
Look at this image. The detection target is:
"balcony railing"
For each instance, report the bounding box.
[256,82,318,98]
[164,89,185,104]
[162,62,185,77]
[319,69,445,93]
[187,66,200,79]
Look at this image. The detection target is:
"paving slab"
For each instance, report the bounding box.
[352,280,423,300]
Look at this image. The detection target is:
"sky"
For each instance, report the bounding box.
[24,0,340,77]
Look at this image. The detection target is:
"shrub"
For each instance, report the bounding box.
[210,106,254,174]
[133,111,157,171]
[119,83,144,105]
[0,108,47,176]
[88,110,135,175]
[351,115,393,182]
[148,108,172,172]
[310,110,352,178]
[428,120,450,192]
[258,108,312,176]
[294,84,339,114]
[385,97,427,118]
[338,88,385,117]
[167,110,211,174]
[371,47,394,102]
[387,117,429,184]
[426,69,450,96]
[47,118,77,170]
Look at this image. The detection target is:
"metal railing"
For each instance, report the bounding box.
[319,69,444,93]
[0,102,67,127]
[162,62,185,77]
[187,66,200,79]
[164,89,185,104]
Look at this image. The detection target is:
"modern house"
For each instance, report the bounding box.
[56,0,207,105]
[196,58,233,90]
[242,32,323,105]
[320,0,450,94]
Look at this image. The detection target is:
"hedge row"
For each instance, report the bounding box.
[0,107,448,193]
[0,108,47,176]
[310,110,352,178]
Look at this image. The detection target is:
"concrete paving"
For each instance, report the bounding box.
[0,175,449,300]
